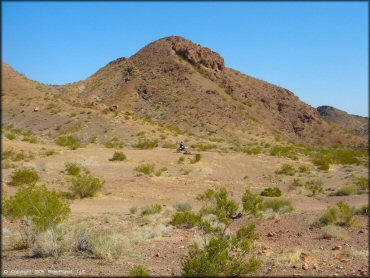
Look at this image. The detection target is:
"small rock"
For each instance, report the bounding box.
[340,258,349,263]
[33,107,39,112]
[267,232,277,237]
[313,264,319,270]
[358,230,364,234]
[302,263,309,270]
[332,245,342,251]
[179,245,185,249]
[155,251,160,257]
[297,232,303,237]
[300,252,310,262]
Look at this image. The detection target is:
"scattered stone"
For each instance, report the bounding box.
[358,230,364,234]
[332,245,342,251]
[300,252,310,262]
[179,245,185,249]
[340,258,349,263]
[313,263,319,270]
[297,232,303,237]
[33,107,39,112]
[155,251,160,257]
[267,232,277,237]
[302,263,309,270]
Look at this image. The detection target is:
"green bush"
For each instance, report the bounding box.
[261,199,294,214]
[55,136,81,150]
[190,153,202,164]
[197,188,239,225]
[110,151,127,161]
[275,164,296,176]
[174,201,192,212]
[130,265,151,277]
[182,224,261,276]
[141,204,162,216]
[9,168,39,186]
[312,156,330,170]
[133,138,158,149]
[134,163,155,176]
[333,185,357,196]
[354,176,369,191]
[154,167,167,177]
[269,146,298,160]
[313,201,355,227]
[70,175,104,198]
[170,211,201,228]
[65,162,82,176]
[304,180,324,195]
[260,187,282,197]
[298,165,310,173]
[242,189,263,216]
[355,204,369,216]
[104,137,124,149]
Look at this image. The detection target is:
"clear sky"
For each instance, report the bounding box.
[2,1,368,116]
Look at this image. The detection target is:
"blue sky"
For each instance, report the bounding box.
[2,1,368,116]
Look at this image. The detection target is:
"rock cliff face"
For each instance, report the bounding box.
[1,36,367,148]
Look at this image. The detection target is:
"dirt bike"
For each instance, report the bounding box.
[176,147,192,155]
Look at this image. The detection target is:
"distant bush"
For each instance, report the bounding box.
[110,151,127,161]
[197,188,239,225]
[130,265,151,277]
[261,199,293,214]
[242,189,263,216]
[354,176,369,191]
[312,156,330,171]
[129,206,138,214]
[9,168,39,186]
[322,225,349,240]
[304,180,324,196]
[298,165,310,173]
[269,146,298,160]
[174,201,192,212]
[191,143,217,151]
[170,211,201,229]
[133,138,158,149]
[104,137,124,149]
[154,167,167,177]
[70,175,104,198]
[332,185,357,196]
[141,204,162,216]
[313,201,355,228]
[260,187,282,197]
[190,153,202,164]
[182,224,261,276]
[291,178,304,187]
[65,162,82,176]
[55,136,81,150]
[134,163,155,176]
[275,164,296,176]
[355,204,369,216]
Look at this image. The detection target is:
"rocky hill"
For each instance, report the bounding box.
[2,36,367,148]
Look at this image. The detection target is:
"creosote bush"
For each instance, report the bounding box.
[275,164,296,176]
[332,185,357,196]
[104,137,124,149]
[304,179,324,196]
[174,201,192,212]
[110,151,127,161]
[130,265,151,277]
[170,211,202,229]
[242,189,263,216]
[133,138,158,149]
[313,201,355,228]
[70,175,104,198]
[260,199,294,214]
[355,176,369,191]
[260,187,282,197]
[141,204,162,216]
[55,135,81,150]
[65,162,82,176]
[134,163,156,176]
[190,153,202,164]
[9,168,39,186]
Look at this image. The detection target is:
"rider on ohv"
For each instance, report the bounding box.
[178,141,186,152]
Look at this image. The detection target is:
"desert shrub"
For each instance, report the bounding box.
[70,175,104,198]
[170,211,202,229]
[141,204,162,216]
[22,134,38,144]
[355,204,369,216]
[261,199,293,214]
[242,189,263,216]
[134,163,155,176]
[269,146,298,160]
[104,137,124,149]
[291,178,304,187]
[130,265,151,277]
[197,188,239,225]
[129,206,138,214]
[110,151,127,161]
[5,132,17,140]
[133,138,158,149]
[31,227,70,258]
[354,176,369,191]
[182,224,261,276]
[298,165,310,173]
[312,156,330,170]
[9,168,39,186]
[90,135,97,143]
[154,167,168,177]
[174,201,192,212]
[55,135,81,150]
[322,225,349,240]
[3,185,70,257]
[313,201,355,227]
[275,164,296,176]
[191,143,217,151]
[304,180,324,195]
[178,157,185,164]
[190,153,202,164]
[65,162,82,176]
[332,185,357,196]
[2,149,34,162]
[45,149,56,156]
[260,187,282,197]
